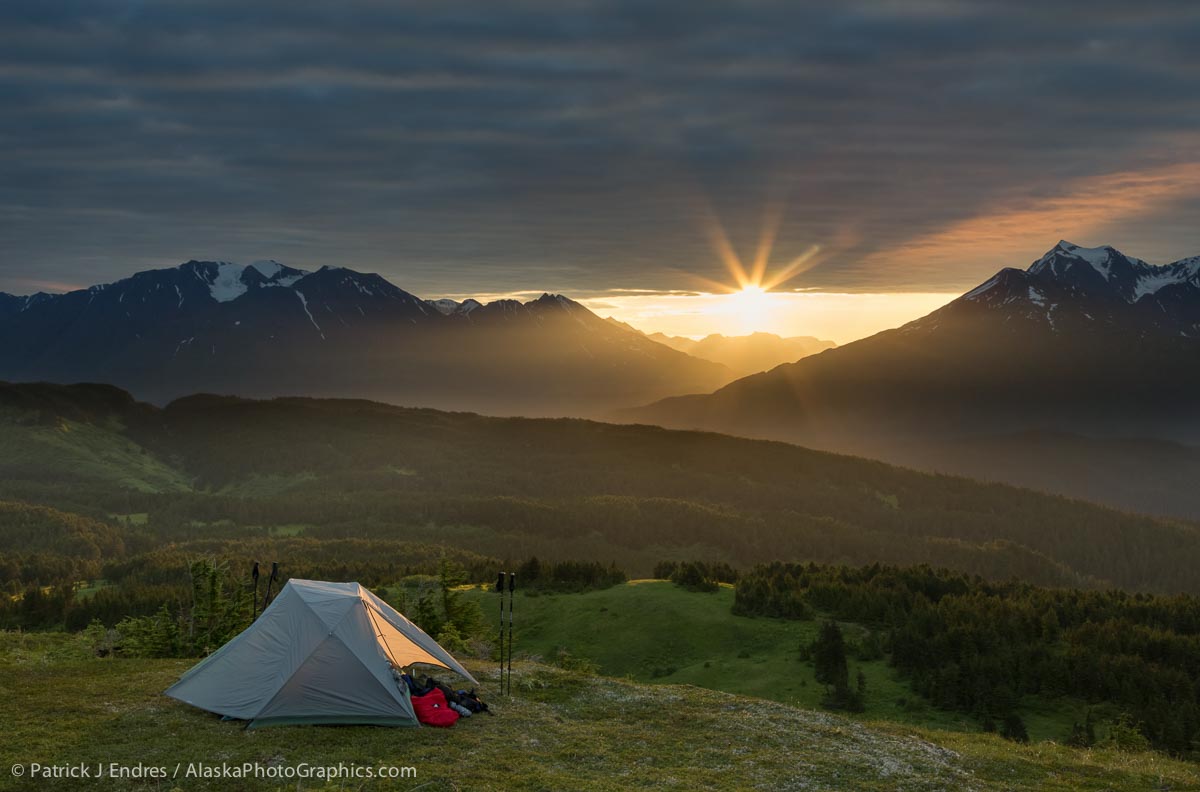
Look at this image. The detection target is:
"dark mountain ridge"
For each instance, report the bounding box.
[617,241,1200,518]
[0,260,730,416]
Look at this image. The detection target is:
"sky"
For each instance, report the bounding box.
[2,1,1199,341]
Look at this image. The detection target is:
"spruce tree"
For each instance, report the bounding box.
[813,621,849,691]
[1001,713,1030,743]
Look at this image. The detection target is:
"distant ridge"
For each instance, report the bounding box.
[646,331,836,378]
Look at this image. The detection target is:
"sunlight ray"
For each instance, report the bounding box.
[697,197,749,288]
[762,245,822,292]
[749,197,787,288]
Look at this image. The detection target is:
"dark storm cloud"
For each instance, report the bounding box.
[1,0,1199,296]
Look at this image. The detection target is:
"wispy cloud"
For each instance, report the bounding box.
[1,1,1198,295]
[850,161,1200,290]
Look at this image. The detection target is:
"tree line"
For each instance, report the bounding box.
[733,562,1200,757]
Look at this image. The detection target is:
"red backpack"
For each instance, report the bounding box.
[411,687,459,728]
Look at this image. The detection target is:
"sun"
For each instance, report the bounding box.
[685,193,824,334]
[728,283,770,332]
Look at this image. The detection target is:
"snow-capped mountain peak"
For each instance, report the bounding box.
[428,298,458,315]
[1031,241,1122,274]
[182,259,310,303]
[1023,241,1200,303]
[1027,241,1146,284]
[947,241,1200,339]
[425,297,483,316]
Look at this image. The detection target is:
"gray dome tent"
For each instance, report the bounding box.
[165,579,477,728]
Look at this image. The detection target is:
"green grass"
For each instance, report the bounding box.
[74,580,111,601]
[0,419,191,493]
[0,632,1194,791]
[465,581,1086,741]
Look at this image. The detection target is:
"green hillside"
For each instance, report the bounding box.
[0,415,191,494]
[3,383,1200,594]
[1,632,1195,792]
[466,581,1082,742]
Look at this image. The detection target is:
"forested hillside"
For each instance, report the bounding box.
[3,382,1200,597]
[734,563,1200,756]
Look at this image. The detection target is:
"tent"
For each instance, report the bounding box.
[165,578,477,728]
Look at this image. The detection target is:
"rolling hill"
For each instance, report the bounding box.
[3,381,1200,593]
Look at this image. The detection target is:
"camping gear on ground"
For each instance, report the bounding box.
[457,690,490,714]
[411,687,459,727]
[410,675,491,717]
[164,579,477,728]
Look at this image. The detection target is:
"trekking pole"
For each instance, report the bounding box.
[495,572,507,694]
[507,572,516,696]
[251,562,260,621]
[261,562,278,613]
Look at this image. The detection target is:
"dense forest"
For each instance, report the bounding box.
[733,562,1200,757]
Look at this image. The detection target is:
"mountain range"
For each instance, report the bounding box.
[0,260,731,416]
[618,241,1200,519]
[644,331,836,379]
[9,242,1200,519]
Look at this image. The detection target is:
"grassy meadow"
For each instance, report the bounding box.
[2,631,1196,792]
[463,580,1100,743]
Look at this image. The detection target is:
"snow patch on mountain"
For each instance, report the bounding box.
[191,260,311,302]
[1133,270,1186,300]
[428,297,483,316]
[1058,242,1112,271]
[295,291,325,339]
[208,262,250,303]
[429,298,461,315]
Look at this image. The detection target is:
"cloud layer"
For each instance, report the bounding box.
[2,0,1199,297]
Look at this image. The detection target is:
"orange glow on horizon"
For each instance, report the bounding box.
[585,290,957,345]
